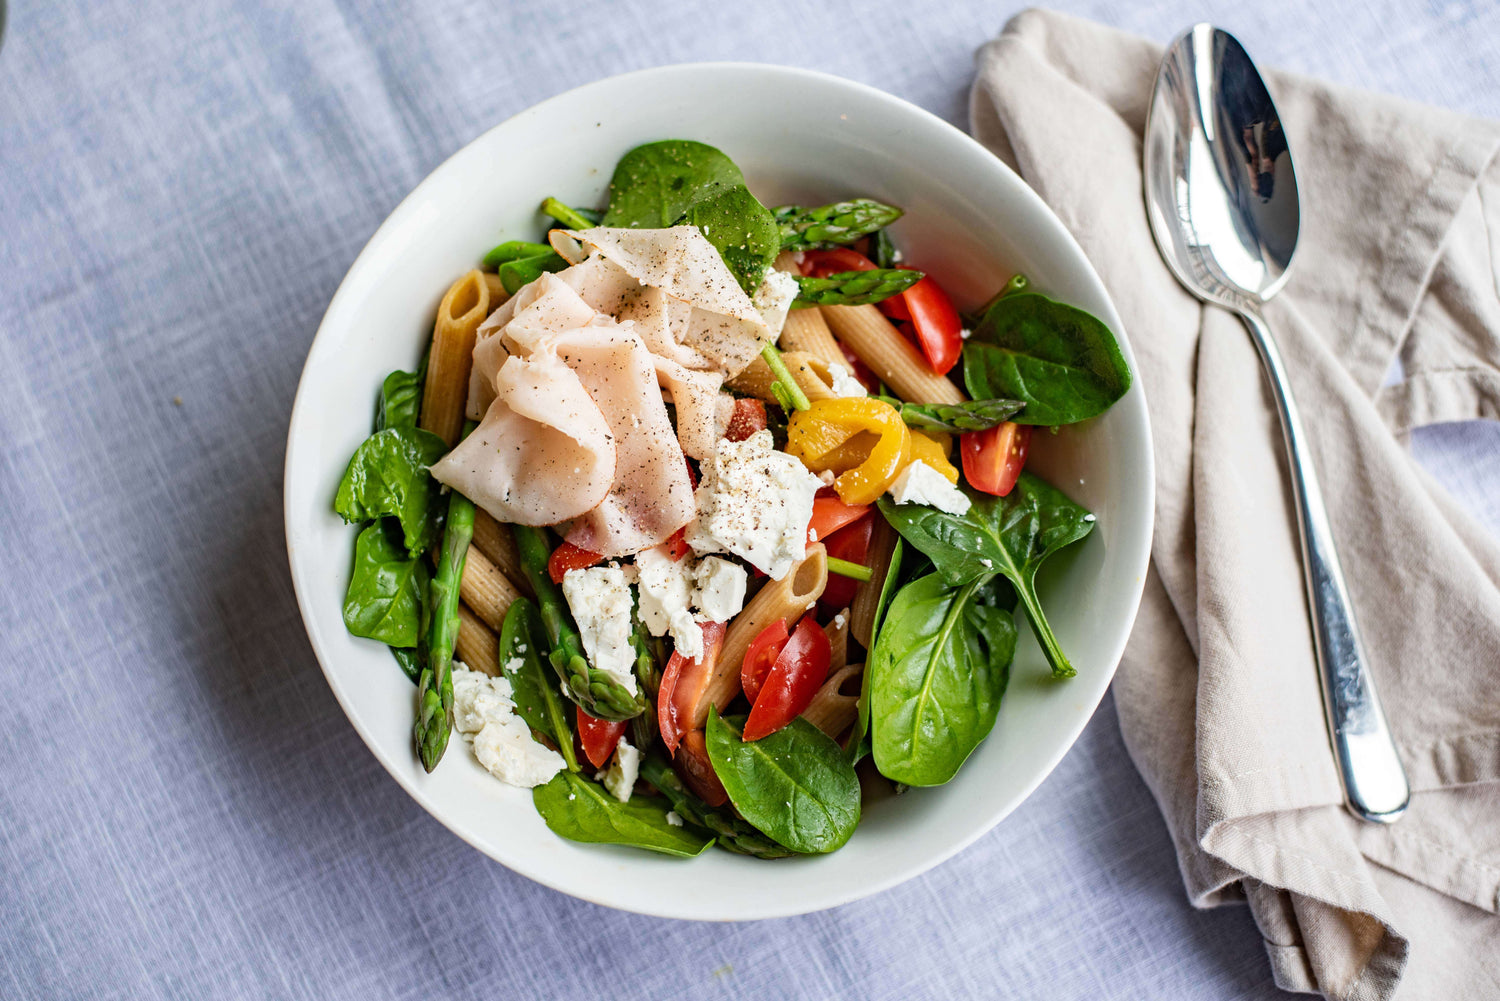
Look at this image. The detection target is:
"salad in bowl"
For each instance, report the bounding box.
[329,138,1133,860]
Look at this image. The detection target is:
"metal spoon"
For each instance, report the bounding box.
[1143,24,1409,823]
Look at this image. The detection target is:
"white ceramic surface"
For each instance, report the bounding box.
[284,63,1154,921]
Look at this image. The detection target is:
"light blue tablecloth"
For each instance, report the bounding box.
[3,2,1497,998]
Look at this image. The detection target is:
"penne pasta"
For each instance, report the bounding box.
[779,307,848,371]
[480,273,510,314]
[420,269,490,446]
[802,661,864,740]
[470,509,533,599]
[455,603,500,677]
[459,543,522,631]
[715,542,828,686]
[823,304,965,404]
[728,350,839,403]
[850,515,898,648]
[824,608,850,672]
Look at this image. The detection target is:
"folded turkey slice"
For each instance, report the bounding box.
[465,272,596,421]
[551,226,778,377]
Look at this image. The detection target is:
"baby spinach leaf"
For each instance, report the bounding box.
[774,199,904,252]
[500,598,579,771]
[602,140,778,295]
[848,537,905,763]
[868,573,1016,786]
[532,771,713,858]
[963,292,1131,426]
[638,755,794,859]
[482,239,555,268]
[391,647,422,683]
[878,472,1095,678]
[333,426,448,556]
[374,361,425,432]
[602,140,748,228]
[342,521,431,647]
[705,709,860,854]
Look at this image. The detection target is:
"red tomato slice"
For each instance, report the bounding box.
[801,248,876,277]
[663,527,691,562]
[673,729,728,807]
[741,620,790,705]
[743,618,832,741]
[548,541,603,584]
[819,511,875,613]
[901,271,963,375]
[657,621,728,755]
[877,295,911,322]
[961,422,1032,497]
[576,706,628,770]
[807,495,870,545]
[725,398,767,442]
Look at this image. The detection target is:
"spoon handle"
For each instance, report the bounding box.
[1237,306,1410,823]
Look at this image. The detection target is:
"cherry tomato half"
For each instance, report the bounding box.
[743,618,832,741]
[901,271,963,375]
[674,729,728,807]
[819,511,874,614]
[741,620,790,705]
[663,527,691,562]
[548,541,603,584]
[657,621,728,755]
[807,495,870,545]
[960,421,1032,497]
[801,248,876,277]
[576,706,627,770]
[725,398,767,442]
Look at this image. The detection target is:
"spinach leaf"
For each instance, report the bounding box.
[638,755,794,859]
[875,396,1026,434]
[602,140,778,296]
[342,521,431,647]
[499,598,579,771]
[963,292,1131,426]
[773,199,904,252]
[374,361,425,432]
[391,647,422,684]
[603,140,748,228]
[334,426,448,556]
[532,771,713,858]
[878,472,1095,678]
[705,709,860,854]
[868,573,1016,786]
[849,537,905,763]
[482,239,554,268]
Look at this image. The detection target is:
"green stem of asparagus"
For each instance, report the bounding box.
[541,197,595,231]
[825,557,872,582]
[759,342,810,412]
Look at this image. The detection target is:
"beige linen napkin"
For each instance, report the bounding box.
[971,10,1500,999]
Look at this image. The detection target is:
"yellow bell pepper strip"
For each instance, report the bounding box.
[787,398,912,505]
[909,431,959,484]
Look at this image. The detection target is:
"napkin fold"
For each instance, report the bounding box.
[971,11,1500,999]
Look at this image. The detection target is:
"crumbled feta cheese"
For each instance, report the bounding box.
[833,612,847,630]
[561,564,639,694]
[451,667,565,788]
[686,429,822,579]
[960,327,973,340]
[599,736,642,803]
[818,469,836,486]
[827,362,868,398]
[888,460,972,515]
[502,656,524,675]
[634,547,701,659]
[665,810,684,827]
[753,269,801,338]
[693,556,747,623]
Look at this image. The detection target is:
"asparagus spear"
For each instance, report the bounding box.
[540,197,601,231]
[774,199,904,252]
[639,756,795,859]
[759,342,810,412]
[965,272,1030,326]
[792,269,923,308]
[630,610,661,750]
[875,396,1027,433]
[511,525,646,722]
[415,428,478,772]
[871,228,899,269]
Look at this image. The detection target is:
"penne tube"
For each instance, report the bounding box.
[712,543,829,700]
[459,543,521,631]
[802,662,864,740]
[824,608,850,672]
[779,307,848,371]
[455,603,500,677]
[470,510,533,599]
[728,351,839,404]
[420,269,490,446]
[480,273,510,314]
[850,516,899,649]
[823,304,965,405]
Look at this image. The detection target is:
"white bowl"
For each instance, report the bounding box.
[285,63,1154,920]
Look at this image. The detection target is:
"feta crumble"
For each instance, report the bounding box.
[888,460,972,516]
[693,556,747,623]
[753,269,801,339]
[633,549,749,660]
[451,667,565,788]
[561,564,639,694]
[665,811,684,827]
[686,429,822,580]
[827,362,868,398]
[598,736,642,803]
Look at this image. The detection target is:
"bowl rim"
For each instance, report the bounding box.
[284,59,1155,920]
